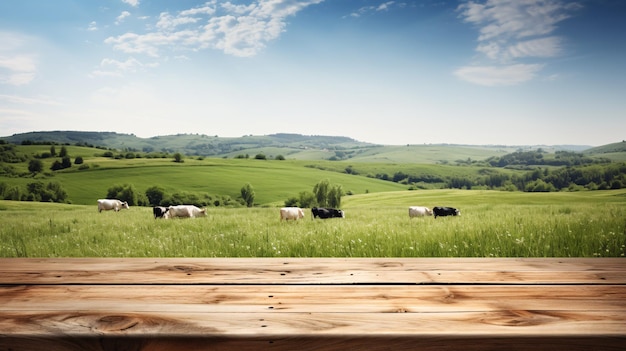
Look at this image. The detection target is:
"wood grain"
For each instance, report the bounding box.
[0,258,624,350]
[1,257,624,284]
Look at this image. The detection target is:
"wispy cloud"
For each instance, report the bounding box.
[455,0,581,86]
[90,57,159,78]
[346,1,404,18]
[87,21,98,31]
[116,11,131,25]
[0,94,61,106]
[454,64,544,86]
[0,32,37,86]
[122,0,139,7]
[104,0,324,58]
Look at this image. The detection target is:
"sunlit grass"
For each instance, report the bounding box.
[1,189,625,258]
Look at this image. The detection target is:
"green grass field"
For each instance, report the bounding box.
[1,189,624,258]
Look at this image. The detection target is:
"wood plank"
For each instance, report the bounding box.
[1,285,625,313]
[1,311,625,337]
[1,335,624,351]
[1,258,624,350]
[2,258,625,284]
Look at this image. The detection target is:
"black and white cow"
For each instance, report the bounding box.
[312,207,345,219]
[153,206,169,219]
[433,206,460,218]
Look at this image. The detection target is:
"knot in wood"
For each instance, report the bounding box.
[95,315,140,332]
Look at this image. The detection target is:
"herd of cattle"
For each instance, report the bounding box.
[97,199,460,220]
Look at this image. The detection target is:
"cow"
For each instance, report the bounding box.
[280,207,305,221]
[312,207,345,219]
[433,206,460,218]
[97,199,129,213]
[153,206,169,219]
[163,205,207,219]
[408,206,433,218]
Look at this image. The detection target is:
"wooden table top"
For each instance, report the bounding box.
[1,258,625,351]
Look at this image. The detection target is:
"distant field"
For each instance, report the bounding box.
[1,146,410,205]
[1,189,624,258]
[49,158,408,205]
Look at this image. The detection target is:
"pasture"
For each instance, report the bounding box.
[1,189,625,258]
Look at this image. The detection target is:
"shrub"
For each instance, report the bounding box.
[240,183,255,207]
[28,159,43,173]
[145,186,165,206]
[106,184,138,206]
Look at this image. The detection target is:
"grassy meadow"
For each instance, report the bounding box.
[1,189,624,258]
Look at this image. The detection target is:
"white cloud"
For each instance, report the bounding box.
[507,36,562,59]
[116,11,131,25]
[456,0,580,85]
[0,32,37,86]
[0,94,62,106]
[90,57,159,77]
[104,0,324,58]
[458,0,580,41]
[346,1,400,18]
[221,2,256,15]
[377,2,395,12]
[122,0,139,7]
[454,64,544,86]
[156,12,201,31]
[101,57,143,71]
[88,21,98,31]
[181,2,217,16]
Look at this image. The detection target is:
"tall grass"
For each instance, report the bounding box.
[1,190,625,257]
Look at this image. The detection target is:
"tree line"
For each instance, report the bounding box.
[484,150,612,168]
[418,163,626,192]
[363,150,625,192]
[102,179,341,210]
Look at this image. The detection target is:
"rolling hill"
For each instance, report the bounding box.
[1,133,624,206]
[0,131,601,164]
[583,140,626,161]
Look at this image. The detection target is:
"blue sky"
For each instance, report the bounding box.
[0,0,624,146]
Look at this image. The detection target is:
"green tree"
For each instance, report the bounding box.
[313,179,331,207]
[4,185,22,200]
[46,182,68,202]
[28,159,43,173]
[59,146,68,158]
[50,145,56,157]
[284,197,299,207]
[173,153,184,163]
[26,182,47,201]
[106,184,138,205]
[240,183,255,207]
[50,160,63,171]
[327,184,344,208]
[74,156,84,165]
[61,156,72,169]
[145,186,166,206]
[298,191,316,208]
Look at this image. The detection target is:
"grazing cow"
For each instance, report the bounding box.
[312,207,345,219]
[164,205,207,219]
[433,206,460,218]
[153,206,169,219]
[408,206,433,218]
[97,199,129,213]
[280,207,305,221]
